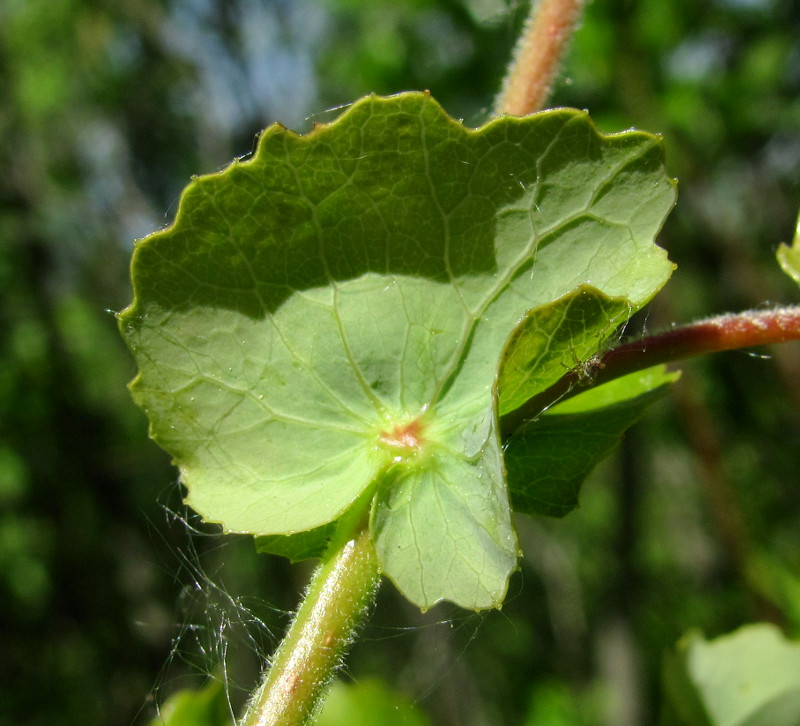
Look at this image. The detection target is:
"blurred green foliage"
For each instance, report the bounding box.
[0,1,798,725]
[148,678,233,726]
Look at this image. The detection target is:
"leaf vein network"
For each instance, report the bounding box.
[264,314,376,427]
[283,157,392,423]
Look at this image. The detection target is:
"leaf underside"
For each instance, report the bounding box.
[119,92,676,610]
[504,363,680,518]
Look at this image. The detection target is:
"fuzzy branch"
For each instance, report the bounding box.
[500,306,800,439]
[494,0,586,116]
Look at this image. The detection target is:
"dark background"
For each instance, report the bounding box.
[1,1,799,724]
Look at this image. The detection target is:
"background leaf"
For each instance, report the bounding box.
[661,624,800,726]
[147,679,233,726]
[315,679,432,726]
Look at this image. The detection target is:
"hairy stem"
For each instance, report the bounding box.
[500,306,800,439]
[494,0,586,116]
[240,515,380,726]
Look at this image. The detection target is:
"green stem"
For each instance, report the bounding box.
[240,513,380,726]
[494,0,586,116]
[500,305,800,439]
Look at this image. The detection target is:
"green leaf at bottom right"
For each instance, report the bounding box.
[661,623,800,726]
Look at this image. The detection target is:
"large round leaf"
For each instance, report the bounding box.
[119,92,675,609]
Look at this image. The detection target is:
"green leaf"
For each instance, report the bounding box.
[504,366,678,517]
[119,92,675,610]
[661,624,800,726]
[522,679,589,726]
[497,285,634,417]
[548,363,680,414]
[777,209,800,287]
[149,679,233,726]
[254,522,336,562]
[315,678,432,726]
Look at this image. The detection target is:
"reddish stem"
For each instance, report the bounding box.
[500,306,800,439]
[494,0,586,116]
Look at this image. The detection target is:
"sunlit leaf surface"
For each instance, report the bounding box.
[119,92,675,609]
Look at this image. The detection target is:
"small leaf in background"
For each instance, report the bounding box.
[746,551,800,631]
[504,366,679,517]
[148,679,233,726]
[255,521,336,563]
[315,679,432,726]
[120,92,675,610]
[522,679,598,726]
[777,210,800,287]
[661,623,800,726]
